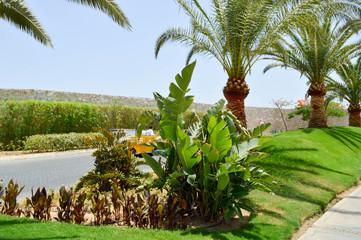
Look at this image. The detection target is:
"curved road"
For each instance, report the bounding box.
[0,150,152,200]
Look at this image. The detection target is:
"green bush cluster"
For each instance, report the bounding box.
[288,99,347,121]
[23,132,102,152]
[76,129,151,192]
[0,100,203,150]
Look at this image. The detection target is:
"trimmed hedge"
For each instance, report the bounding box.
[24,132,102,152]
[0,100,203,150]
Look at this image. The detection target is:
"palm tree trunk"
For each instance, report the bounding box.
[348,103,361,127]
[223,78,249,128]
[308,82,328,128]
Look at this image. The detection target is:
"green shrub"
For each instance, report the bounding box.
[0,179,24,216]
[24,132,102,152]
[288,98,348,120]
[76,129,151,192]
[0,100,204,150]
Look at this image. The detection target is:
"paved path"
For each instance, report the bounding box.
[299,186,361,239]
[0,150,152,200]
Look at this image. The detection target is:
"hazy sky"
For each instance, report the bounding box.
[0,0,310,107]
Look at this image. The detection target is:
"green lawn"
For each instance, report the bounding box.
[1,126,361,240]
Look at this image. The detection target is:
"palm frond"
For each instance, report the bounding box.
[265,13,361,86]
[67,0,131,29]
[327,56,361,104]
[0,0,52,46]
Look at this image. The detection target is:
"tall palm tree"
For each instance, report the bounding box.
[0,0,130,47]
[327,58,361,127]
[263,17,361,128]
[154,0,354,128]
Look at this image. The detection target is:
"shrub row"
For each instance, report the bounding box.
[23,132,102,152]
[0,179,192,229]
[0,100,203,149]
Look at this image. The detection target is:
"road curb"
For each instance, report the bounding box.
[0,149,96,162]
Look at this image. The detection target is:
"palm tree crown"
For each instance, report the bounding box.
[327,57,361,127]
[0,0,131,47]
[264,16,361,128]
[155,0,355,127]
[264,17,360,84]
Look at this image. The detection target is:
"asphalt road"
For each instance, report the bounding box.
[0,150,152,200]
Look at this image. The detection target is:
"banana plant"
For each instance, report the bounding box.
[141,62,201,188]
[55,186,73,222]
[26,187,53,220]
[140,62,276,221]
[1,179,24,216]
[0,180,4,212]
[192,102,275,219]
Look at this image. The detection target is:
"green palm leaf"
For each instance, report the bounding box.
[0,0,130,47]
[0,0,52,46]
[67,0,131,30]
[327,57,361,104]
[263,17,361,83]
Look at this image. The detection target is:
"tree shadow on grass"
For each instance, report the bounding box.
[0,218,79,240]
[180,223,274,240]
[260,146,318,154]
[259,209,287,221]
[298,179,337,193]
[272,184,328,207]
[255,154,351,208]
[0,218,38,226]
[256,162,319,180]
[0,237,79,240]
[301,127,361,152]
[258,149,352,177]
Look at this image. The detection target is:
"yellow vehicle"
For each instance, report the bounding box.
[110,129,163,156]
[127,135,163,156]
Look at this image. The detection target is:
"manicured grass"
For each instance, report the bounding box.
[1,126,361,240]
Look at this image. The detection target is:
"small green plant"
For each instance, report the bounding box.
[55,186,73,222]
[72,192,88,224]
[76,128,150,192]
[142,188,167,229]
[0,180,4,210]
[0,179,24,216]
[119,187,182,229]
[162,194,181,229]
[90,191,112,226]
[25,187,53,220]
[110,178,122,221]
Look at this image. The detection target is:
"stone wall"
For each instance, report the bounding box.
[246,107,349,134]
[0,88,348,133]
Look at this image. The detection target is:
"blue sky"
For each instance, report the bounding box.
[0,0,309,107]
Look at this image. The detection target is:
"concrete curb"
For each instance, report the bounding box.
[0,149,96,162]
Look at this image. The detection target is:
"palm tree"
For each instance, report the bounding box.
[263,17,361,128]
[327,58,361,127]
[0,0,130,47]
[154,0,354,128]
